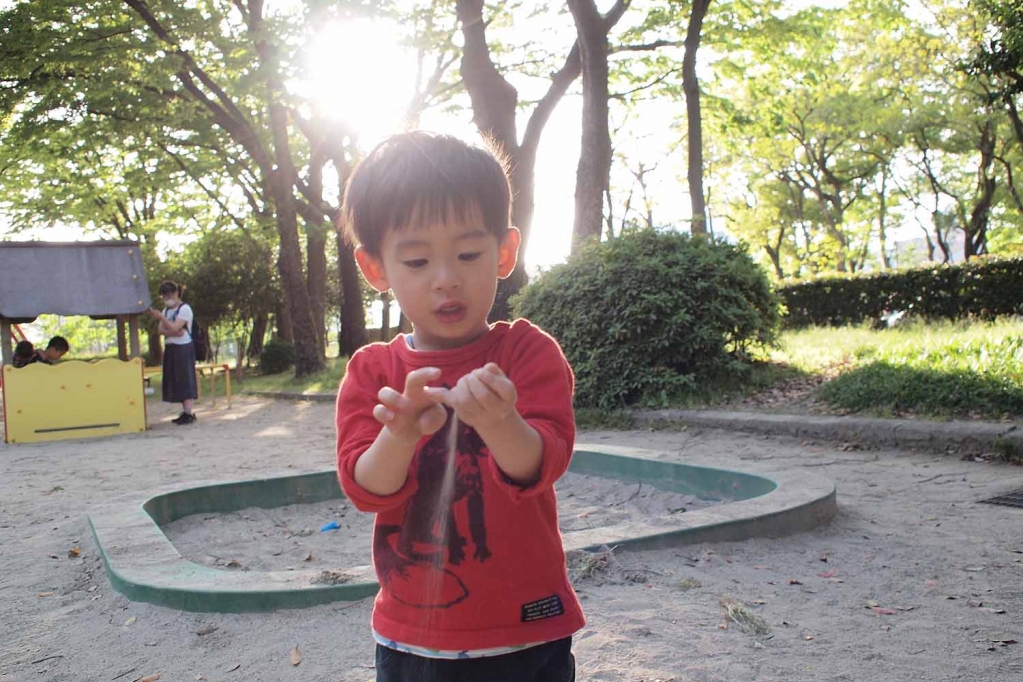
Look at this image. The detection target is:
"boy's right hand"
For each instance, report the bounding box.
[373,367,447,443]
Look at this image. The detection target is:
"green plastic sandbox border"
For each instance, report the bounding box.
[88,445,836,613]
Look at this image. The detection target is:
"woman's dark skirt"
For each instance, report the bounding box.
[163,342,198,403]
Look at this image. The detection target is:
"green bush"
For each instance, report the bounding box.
[777,256,1023,328]
[512,230,781,409]
[260,339,295,375]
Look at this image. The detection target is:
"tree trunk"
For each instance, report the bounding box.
[336,227,369,357]
[267,100,323,377]
[567,0,615,250]
[146,327,162,366]
[275,298,293,342]
[683,0,711,236]
[965,121,996,259]
[877,168,891,269]
[306,221,328,356]
[765,246,784,279]
[380,291,391,341]
[247,313,267,363]
[456,0,584,319]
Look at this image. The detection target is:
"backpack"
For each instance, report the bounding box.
[168,305,210,363]
[190,316,210,363]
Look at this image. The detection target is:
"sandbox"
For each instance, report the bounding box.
[88,444,836,613]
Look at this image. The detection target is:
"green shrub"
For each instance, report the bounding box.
[777,256,1023,329]
[512,230,781,409]
[260,339,295,375]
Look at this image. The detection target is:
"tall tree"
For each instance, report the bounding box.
[566,0,630,249]
[455,0,584,319]
[682,0,712,236]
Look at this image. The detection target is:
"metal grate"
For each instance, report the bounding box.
[979,488,1023,509]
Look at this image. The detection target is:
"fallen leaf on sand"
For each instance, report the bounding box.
[290,645,302,666]
[68,547,81,558]
[226,664,240,672]
[37,592,54,598]
[139,675,161,682]
[124,616,137,626]
[870,606,896,615]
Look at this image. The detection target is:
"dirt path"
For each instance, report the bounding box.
[1,398,1021,681]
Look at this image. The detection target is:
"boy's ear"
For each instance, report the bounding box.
[497,227,521,279]
[354,246,390,293]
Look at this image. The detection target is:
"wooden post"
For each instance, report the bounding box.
[128,315,141,359]
[116,315,128,361]
[0,317,12,366]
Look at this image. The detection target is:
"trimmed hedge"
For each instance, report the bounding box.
[777,256,1023,328]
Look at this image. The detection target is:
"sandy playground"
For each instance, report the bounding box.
[1,397,1021,682]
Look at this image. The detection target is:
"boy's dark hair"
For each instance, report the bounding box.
[15,340,34,358]
[338,131,512,257]
[47,336,69,352]
[158,280,184,297]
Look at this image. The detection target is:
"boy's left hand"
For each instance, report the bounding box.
[426,363,517,429]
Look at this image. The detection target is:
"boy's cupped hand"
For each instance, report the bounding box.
[374,367,448,442]
[425,363,517,430]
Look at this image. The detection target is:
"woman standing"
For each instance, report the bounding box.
[148,280,198,425]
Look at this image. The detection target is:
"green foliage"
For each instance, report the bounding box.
[34,314,117,358]
[777,256,1023,328]
[260,339,295,375]
[513,229,781,409]
[170,229,278,330]
[818,334,1023,418]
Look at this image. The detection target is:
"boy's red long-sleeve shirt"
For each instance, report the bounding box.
[336,319,585,651]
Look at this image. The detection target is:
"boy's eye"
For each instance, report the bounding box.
[402,259,428,269]
[459,252,482,262]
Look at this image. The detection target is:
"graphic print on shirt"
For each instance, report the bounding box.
[374,407,491,609]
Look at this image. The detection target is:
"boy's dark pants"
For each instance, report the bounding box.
[375,636,575,682]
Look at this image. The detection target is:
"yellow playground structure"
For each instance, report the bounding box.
[1,241,150,444]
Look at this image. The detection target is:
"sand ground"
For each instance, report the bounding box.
[1,397,1021,682]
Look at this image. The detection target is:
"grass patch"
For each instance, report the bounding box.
[145,357,348,404]
[775,318,1023,419]
[236,357,347,395]
[721,597,771,635]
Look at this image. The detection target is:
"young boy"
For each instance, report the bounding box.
[335,132,583,682]
[35,336,69,364]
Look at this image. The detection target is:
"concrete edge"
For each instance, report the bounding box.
[633,409,1021,456]
[245,391,335,403]
[88,445,836,613]
[241,392,1020,458]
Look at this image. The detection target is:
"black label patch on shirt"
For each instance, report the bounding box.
[521,594,565,622]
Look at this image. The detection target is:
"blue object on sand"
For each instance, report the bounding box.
[320,521,340,532]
